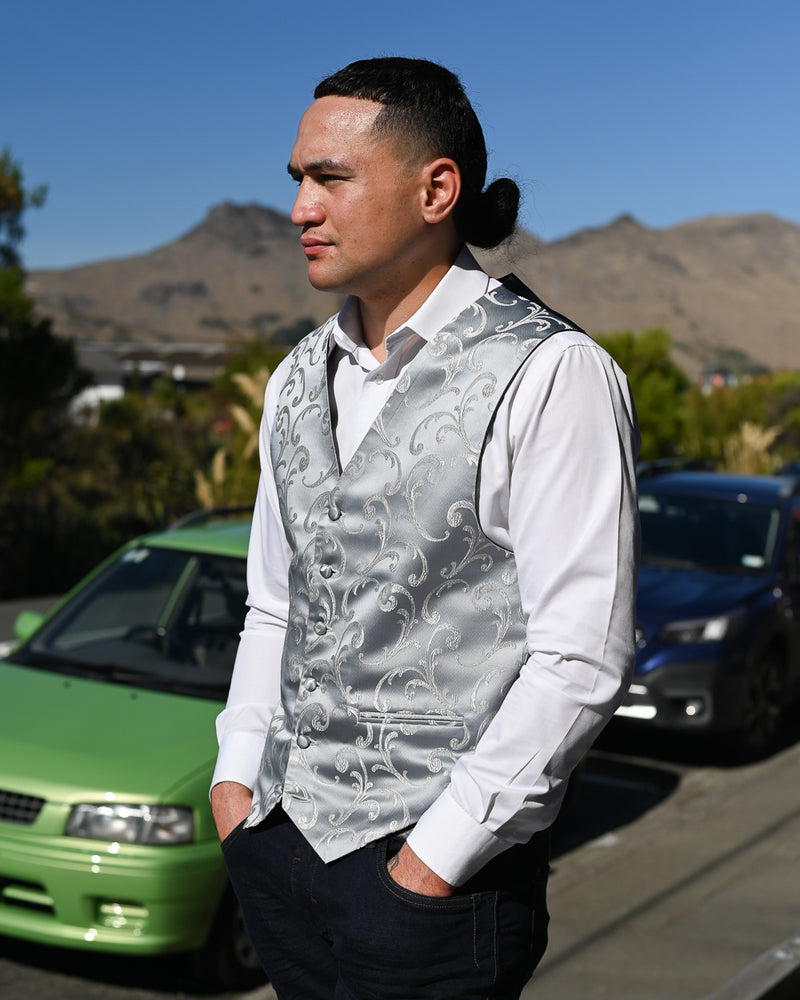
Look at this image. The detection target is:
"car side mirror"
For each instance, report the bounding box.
[14,610,45,644]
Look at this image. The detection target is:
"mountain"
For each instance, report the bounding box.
[26,203,800,377]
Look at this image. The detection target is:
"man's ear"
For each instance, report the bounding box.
[421,158,461,224]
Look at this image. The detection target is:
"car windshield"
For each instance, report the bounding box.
[639,491,781,573]
[18,545,247,699]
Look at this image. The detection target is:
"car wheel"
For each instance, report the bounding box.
[192,888,265,991]
[736,648,786,760]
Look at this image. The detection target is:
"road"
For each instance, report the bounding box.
[2,600,799,999]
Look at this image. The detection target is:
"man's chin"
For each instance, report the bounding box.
[306,264,346,293]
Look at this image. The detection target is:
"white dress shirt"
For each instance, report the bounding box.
[212,248,640,886]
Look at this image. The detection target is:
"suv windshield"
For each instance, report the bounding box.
[19,545,247,698]
[639,491,781,573]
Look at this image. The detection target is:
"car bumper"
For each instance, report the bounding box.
[615,653,747,733]
[0,821,227,954]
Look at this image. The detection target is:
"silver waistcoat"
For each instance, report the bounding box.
[247,277,577,861]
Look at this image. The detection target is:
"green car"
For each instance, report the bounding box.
[0,510,264,989]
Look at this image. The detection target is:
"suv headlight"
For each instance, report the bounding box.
[66,803,193,844]
[658,612,739,644]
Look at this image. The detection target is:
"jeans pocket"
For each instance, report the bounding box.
[376,839,481,911]
[348,840,499,989]
[220,818,247,854]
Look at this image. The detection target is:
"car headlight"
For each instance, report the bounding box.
[658,613,737,644]
[66,803,194,844]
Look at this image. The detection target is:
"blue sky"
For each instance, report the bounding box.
[6,0,799,269]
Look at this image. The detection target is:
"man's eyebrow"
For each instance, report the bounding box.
[287,158,353,179]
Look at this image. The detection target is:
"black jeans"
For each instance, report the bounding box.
[222,807,550,1000]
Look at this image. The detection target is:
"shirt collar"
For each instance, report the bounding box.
[331,248,497,364]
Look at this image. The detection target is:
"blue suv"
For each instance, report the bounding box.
[617,471,800,758]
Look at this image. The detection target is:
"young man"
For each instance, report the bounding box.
[211,57,640,998]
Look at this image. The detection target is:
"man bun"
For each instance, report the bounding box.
[460,177,520,249]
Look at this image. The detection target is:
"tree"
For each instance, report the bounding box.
[0,152,92,597]
[765,370,800,463]
[0,147,47,267]
[196,368,271,509]
[0,151,86,476]
[681,378,769,468]
[597,329,799,472]
[0,272,91,475]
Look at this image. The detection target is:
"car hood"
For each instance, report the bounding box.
[0,660,221,804]
[637,563,768,620]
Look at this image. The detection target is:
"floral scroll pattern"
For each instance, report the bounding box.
[248,279,575,860]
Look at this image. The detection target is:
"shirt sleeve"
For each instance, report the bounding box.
[210,369,292,793]
[406,333,641,885]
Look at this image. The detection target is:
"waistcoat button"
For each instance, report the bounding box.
[296,734,311,749]
[305,678,318,692]
[319,564,334,578]
[328,506,341,521]
[314,621,326,635]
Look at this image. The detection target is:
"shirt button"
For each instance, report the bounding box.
[319,565,334,579]
[296,734,311,749]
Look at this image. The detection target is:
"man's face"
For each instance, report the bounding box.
[288,96,430,302]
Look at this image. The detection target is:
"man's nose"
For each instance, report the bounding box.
[291,180,324,227]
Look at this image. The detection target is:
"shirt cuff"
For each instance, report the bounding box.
[210,730,267,796]
[405,790,518,887]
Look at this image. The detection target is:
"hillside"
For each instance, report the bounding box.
[484,212,800,375]
[26,203,342,348]
[27,203,800,377]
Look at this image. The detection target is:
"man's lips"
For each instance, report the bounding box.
[300,237,331,257]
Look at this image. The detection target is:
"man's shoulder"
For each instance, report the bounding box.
[496,273,585,336]
[491,276,624,373]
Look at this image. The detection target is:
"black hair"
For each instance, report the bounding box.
[314,57,519,249]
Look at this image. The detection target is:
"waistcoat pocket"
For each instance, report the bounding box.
[356,710,464,727]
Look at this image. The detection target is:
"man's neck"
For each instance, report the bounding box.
[356,259,455,363]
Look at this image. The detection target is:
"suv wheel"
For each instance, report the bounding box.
[736,648,786,760]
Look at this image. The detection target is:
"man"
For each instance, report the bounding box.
[211,57,640,999]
